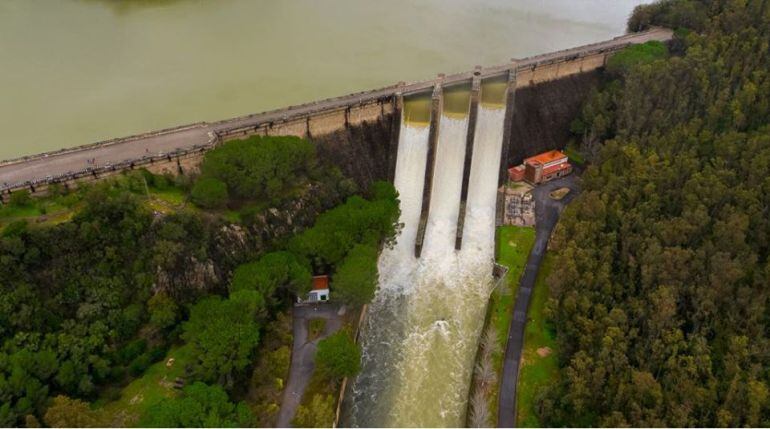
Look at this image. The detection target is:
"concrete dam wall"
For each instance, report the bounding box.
[507,71,601,166]
[0,27,672,203]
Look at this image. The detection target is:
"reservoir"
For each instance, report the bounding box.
[0,0,648,160]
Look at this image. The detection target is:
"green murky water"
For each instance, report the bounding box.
[0,0,648,159]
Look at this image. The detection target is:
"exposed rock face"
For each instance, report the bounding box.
[313,114,394,191]
[153,181,353,300]
[156,256,218,294]
[507,71,600,166]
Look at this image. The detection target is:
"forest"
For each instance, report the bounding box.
[0,135,399,427]
[540,0,770,426]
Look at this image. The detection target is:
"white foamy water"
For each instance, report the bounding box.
[345,102,506,427]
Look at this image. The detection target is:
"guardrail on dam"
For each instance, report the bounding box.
[0,27,672,204]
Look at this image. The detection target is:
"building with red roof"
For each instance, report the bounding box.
[308,275,330,302]
[508,149,572,185]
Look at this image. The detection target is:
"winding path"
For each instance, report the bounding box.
[276,303,345,428]
[497,176,579,428]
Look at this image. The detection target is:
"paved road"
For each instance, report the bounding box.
[276,303,345,428]
[0,28,671,190]
[497,176,579,428]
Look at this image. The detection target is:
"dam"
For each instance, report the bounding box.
[0,27,672,426]
[0,27,672,201]
[343,78,506,426]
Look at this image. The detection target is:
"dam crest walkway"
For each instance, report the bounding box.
[0,28,672,192]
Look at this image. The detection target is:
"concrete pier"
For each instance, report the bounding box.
[0,28,673,198]
[499,62,518,186]
[454,68,482,250]
[387,90,404,182]
[414,77,444,258]
[496,64,518,226]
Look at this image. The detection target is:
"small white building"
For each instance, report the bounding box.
[307,275,330,302]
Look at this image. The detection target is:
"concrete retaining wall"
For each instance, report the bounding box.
[0,142,213,204]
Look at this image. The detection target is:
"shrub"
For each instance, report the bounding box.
[331,243,379,306]
[9,190,31,207]
[190,177,229,208]
[128,353,152,377]
[292,394,335,428]
[139,382,253,427]
[229,251,312,299]
[315,330,360,380]
[117,339,147,365]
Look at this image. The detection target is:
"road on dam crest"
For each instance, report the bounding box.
[0,28,672,191]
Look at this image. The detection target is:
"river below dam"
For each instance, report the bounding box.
[0,0,648,160]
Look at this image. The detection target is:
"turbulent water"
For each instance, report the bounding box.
[0,0,649,159]
[345,88,506,426]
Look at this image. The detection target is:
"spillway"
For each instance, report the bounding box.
[344,83,506,427]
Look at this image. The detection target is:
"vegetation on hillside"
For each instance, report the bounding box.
[0,135,398,426]
[540,0,770,426]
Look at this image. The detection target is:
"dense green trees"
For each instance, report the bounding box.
[181,290,265,388]
[541,1,770,426]
[0,132,392,424]
[230,251,312,299]
[190,177,229,208]
[315,330,361,380]
[139,382,253,428]
[331,243,380,306]
[0,185,158,425]
[197,135,316,204]
[287,182,400,305]
[289,193,400,267]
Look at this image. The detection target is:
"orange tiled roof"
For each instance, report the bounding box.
[312,275,329,290]
[524,150,567,166]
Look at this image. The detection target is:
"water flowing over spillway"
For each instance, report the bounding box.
[344,88,507,427]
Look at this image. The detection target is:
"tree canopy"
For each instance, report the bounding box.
[540,1,770,426]
[197,135,317,204]
[181,290,266,388]
[315,330,361,380]
[139,382,253,428]
[230,251,312,299]
[331,243,380,306]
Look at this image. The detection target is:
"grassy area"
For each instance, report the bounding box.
[606,40,669,75]
[0,173,190,233]
[492,226,536,350]
[308,319,326,342]
[0,194,78,232]
[484,225,536,422]
[97,345,195,427]
[516,254,558,427]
